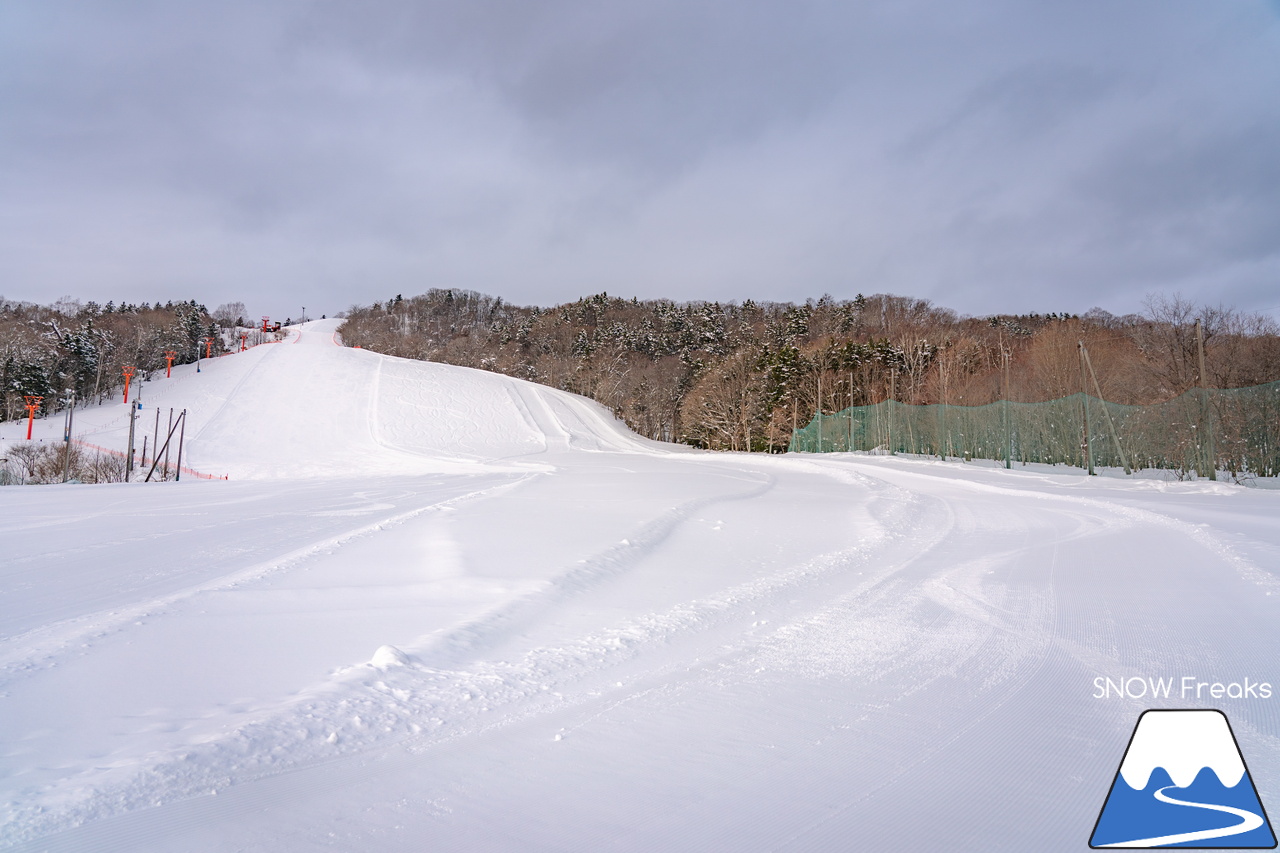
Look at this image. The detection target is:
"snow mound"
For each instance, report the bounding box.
[369,644,411,669]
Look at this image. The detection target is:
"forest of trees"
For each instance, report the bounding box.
[5,290,1276,457]
[339,291,1280,452]
[0,297,249,422]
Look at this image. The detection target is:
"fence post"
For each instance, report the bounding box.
[1078,342,1095,475]
[1196,320,1216,480]
[1002,348,1012,468]
[1082,344,1131,475]
[849,372,855,452]
[174,410,186,481]
[816,374,822,453]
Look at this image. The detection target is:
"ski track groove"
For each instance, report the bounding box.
[189,344,279,444]
[3,462,921,845]
[415,468,777,670]
[0,475,536,694]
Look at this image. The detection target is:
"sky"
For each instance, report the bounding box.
[2,0,1278,323]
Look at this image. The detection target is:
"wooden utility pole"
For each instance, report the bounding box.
[849,371,855,452]
[1002,346,1012,469]
[888,370,896,454]
[1078,342,1095,475]
[791,396,797,451]
[1195,319,1216,480]
[816,374,823,453]
[939,358,948,460]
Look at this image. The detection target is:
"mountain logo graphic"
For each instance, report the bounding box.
[1091,710,1276,848]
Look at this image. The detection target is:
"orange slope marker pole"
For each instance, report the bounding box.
[23,395,43,440]
[122,366,135,404]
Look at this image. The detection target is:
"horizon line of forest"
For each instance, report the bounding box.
[3,291,1277,454]
[338,290,1280,453]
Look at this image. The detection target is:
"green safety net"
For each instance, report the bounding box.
[788,380,1280,478]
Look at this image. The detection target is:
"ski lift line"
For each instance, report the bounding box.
[69,357,222,440]
[66,336,284,444]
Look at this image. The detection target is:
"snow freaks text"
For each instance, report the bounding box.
[1094,676,1273,701]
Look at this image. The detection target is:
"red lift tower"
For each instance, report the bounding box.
[23,395,43,440]
[122,366,135,404]
[164,351,177,378]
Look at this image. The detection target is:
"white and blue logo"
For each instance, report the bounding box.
[1091,710,1276,848]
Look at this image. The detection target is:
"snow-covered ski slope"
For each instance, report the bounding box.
[3,319,1279,852]
[40,318,654,480]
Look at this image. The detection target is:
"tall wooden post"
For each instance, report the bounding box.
[849,371,855,452]
[1002,348,1012,469]
[816,374,823,453]
[1079,342,1095,475]
[1196,319,1216,480]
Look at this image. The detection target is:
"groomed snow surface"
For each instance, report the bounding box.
[2,319,1278,851]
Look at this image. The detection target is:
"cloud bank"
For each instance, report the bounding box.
[1,0,1277,320]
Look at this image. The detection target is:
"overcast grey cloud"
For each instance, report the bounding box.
[1,0,1277,321]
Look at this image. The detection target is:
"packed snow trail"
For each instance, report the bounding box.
[2,320,1279,852]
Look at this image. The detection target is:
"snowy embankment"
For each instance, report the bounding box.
[2,319,1278,852]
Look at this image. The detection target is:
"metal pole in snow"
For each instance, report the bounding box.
[61,393,75,482]
[126,402,137,481]
[163,408,173,480]
[174,410,186,482]
[144,417,182,482]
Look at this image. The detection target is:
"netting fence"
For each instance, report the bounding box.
[788,380,1280,479]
